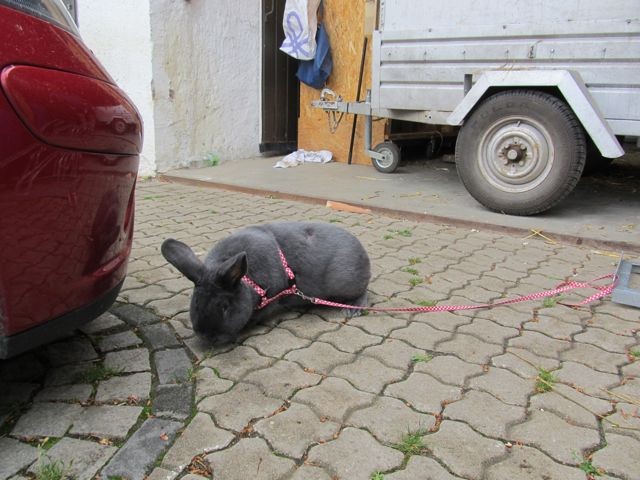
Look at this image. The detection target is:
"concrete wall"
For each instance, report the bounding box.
[150,0,262,172]
[77,0,262,175]
[77,0,157,176]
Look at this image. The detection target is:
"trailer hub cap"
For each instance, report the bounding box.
[478,116,554,193]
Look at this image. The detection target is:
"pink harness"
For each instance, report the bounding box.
[241,249,297,310]
[241,249,616,312]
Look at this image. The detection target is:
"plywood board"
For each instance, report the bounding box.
[298,0,385,166]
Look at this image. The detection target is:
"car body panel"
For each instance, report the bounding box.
[0,4,142,356]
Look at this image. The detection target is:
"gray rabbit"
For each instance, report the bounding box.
[161,221,371,343]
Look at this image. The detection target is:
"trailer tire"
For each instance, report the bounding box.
[455,90,586,215]
[372,142,401,173]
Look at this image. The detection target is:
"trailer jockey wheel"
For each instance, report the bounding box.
[455,90,587,215]
[372,142,400,173]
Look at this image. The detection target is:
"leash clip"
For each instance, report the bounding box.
[294,287,315,303]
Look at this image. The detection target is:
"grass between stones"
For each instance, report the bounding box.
[371,472,385,480]
[75,363,122,383]
[535,368,557,393]
[394,429,428,456]
[411,353,433,364]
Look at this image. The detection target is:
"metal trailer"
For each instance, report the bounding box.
[312,0,640,215]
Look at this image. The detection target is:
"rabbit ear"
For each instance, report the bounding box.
[216,252,247,289]
[161,239,205,284]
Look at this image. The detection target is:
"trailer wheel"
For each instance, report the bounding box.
[372,142,400,173]
[455,90,586,215]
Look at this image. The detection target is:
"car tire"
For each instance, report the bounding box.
[455,90,586,215]
[372,141,400,173]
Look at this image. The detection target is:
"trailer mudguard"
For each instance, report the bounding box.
[447,70,624,158]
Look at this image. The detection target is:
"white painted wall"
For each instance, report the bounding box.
[77,0,157,177]
[150,0,262,172]
[76,0,262,174]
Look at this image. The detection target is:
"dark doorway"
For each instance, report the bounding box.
[261,0,299,155]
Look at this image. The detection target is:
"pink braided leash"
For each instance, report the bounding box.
[302,273,617,313]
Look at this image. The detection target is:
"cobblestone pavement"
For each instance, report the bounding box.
[1,180,639,480]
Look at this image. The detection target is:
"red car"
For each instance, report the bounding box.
[0,0,142,358]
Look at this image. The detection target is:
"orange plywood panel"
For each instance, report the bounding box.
[298,0,385,166]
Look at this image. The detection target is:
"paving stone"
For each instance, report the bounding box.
[80,312,125,334]
[437,333,504,364]
[205,437,295,480]
[389,322,452,350]
[169,317,195,339]
[198,382,282,431]
[98,330,142,352]
[112,302,162,326]
[317,324,382,353]
[385,456,461,480]
[244,359,322,399]
[523,314,583,340]
[492,348,560,379]
[561,343,628,374]
[277,314,339,339]
[574,327,637,354]
[349,396,436,443]
[44,337,99,366]
[0,437,38,480]
[95,372,152,403]
[603,402,640,441]
[1,383,39,406]
[385,372,462,414]
[200,345,274,381]
[162,412,234,471]
[120,284,173,305]
[147,293,191,317]
[139,323,181,350]
[362,338,426,370]
[414,355,483,386]
[154,348,193,384]
[306,427,404,480]
[33,383,92,402]
[331,356,404,394]
[529,384,614,429]
[289,465,332,480]
[472,307,533,330]
[611,378,640,399]
[592,432,640,479]
[457,318,519,345]
[243,327,311,357]
[508,331,571,359]
[44,362,96,387]
[468,367,534,406]
[153,383,193,420]
[195,367,233,401]
[444,390,526,437]
[103,347,150,373]
[69,405,143,440]
[509,410,600,464]
[28,438,116,480]
[254,402,340,458]
[183,335,229,362]
[145,467,179,480]
[590,314,639,337]
[423,421,506,480]
[485,445,586,480]
[347,314,407,337]
[284,341,355,374]
[101,418,181,480]
[11,402,82,438]
[555,361,620,398]
[293,377,375,422]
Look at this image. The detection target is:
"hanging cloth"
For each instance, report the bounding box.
[280,0,322,60]
[296,23,333,89]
